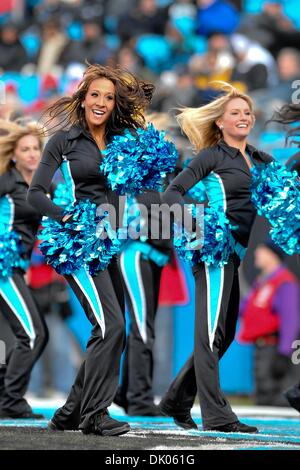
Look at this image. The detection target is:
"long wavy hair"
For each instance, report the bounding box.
[43,63,155,139]
[271,103,300,146]
[176,82,254,153]
[0,118,44,175]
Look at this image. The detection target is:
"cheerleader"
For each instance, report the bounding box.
[28,64,154,435]
[0,119,48,419]
[272,102,300,414]
[160,83,274,433]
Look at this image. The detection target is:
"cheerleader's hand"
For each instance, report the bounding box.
[61,214,74,225]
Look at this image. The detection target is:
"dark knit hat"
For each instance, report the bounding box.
[260,238,285,261]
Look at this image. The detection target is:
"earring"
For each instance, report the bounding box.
[81,103,85,109]
[219,124,224,130]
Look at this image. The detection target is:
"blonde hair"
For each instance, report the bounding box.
[176,82,254,153]
[0,119,44,175]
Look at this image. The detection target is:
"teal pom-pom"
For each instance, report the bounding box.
[251,161,300,255]
[39,200,122,275]
[0,231,23,278]
[52,182,74,210]
[184,158,207,203]
[187,181,207,203]
[173,205,236,267]
[101,124,178,195]
[199,207,236,266]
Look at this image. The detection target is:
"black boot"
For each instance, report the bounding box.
[159,398,197,430]
[48,417,78,431]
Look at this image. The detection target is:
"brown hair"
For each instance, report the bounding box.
[0,118,44,175]
[43,63,155,138]
[271,103,300,146]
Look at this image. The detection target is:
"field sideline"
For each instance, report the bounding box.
[0,402,299,450]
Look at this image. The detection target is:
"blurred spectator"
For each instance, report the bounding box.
[25,73,60,116]
[229,0,242,10]
[63,63,87,95]
[251,48,300,131]
[195,0,240,37]
[103,0,136,23]
[33,0,99,27]
[157,67,200,111]
[36,19,68,75]
[188,33,235,95]
[262,25,300,60]
[116,45,156,82]
[58,20,112,67]
[0,23,29,72]
[239,240,300,406]
[273,48,300,102]
[208,32,235,70]
[238,0,297,57]
[134,20,187,75]
[168,0,197,36]
[118,0,169,42]
[169,0,197,22]
[34,0,67,25]
[0,83,23,120]
[67,0,104,24]
[230,33,278,91]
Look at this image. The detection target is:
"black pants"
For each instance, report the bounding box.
[0,270,48,414]
[118,248,163,413]
[52,258,125,430]
[164,255,241,429]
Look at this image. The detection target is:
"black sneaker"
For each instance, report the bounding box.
[47,417,78,431]
[159,399,197,430]
[205,420,258,433]
[127,404,164,417]
[0,410,45,420]
[82,409,130,436]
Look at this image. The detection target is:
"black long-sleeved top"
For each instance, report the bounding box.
[28,124,121,225]
[163,140,273,248]
[0,167,41,261]
[286,151,300,175]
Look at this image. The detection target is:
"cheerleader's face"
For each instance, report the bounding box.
[14,134,41,173]
[83,78,116,130]
[216,97,254,141]
[254,245,281,271]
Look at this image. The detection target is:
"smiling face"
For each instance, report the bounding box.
[82,78,116,132]
[216,97,254,142]
[14,134,41,174]
[254,245,281,272]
